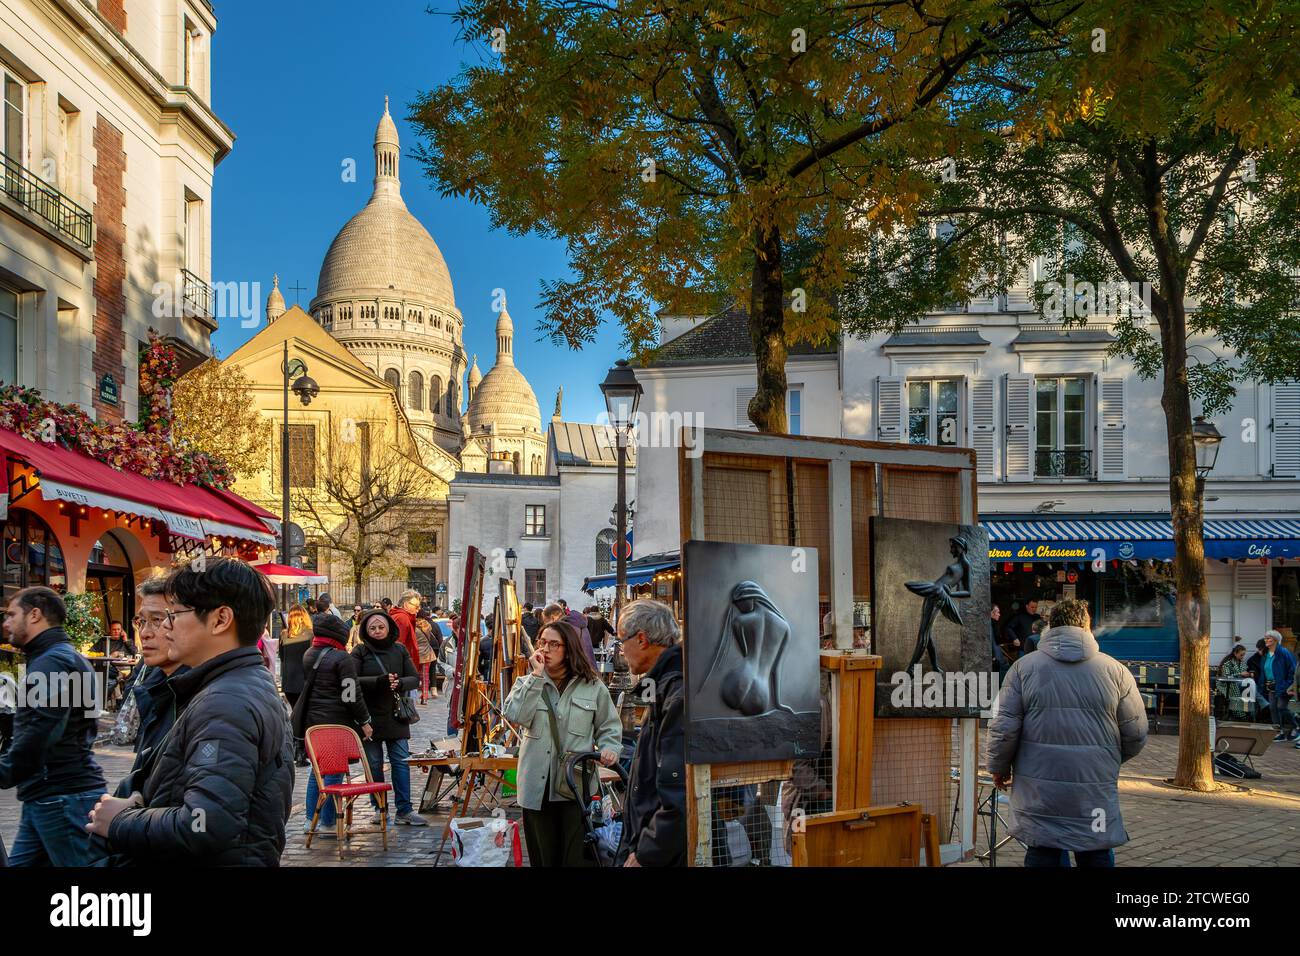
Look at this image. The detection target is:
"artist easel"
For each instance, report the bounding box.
[434,557,528,863]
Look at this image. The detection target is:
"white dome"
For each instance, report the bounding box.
[466,308,540,433]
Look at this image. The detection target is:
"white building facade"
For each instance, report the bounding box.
[0,0,233,416]
[635,302,1300,663]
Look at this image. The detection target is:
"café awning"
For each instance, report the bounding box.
[582,553,680,593]
[0,427,277,547]
[983,515,1300,562]
[255,563,328,585]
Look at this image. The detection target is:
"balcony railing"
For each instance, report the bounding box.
[1,152,92,247]
[181,268,213,322]
[1035,448,1094,478]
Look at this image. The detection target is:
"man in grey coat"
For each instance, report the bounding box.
[987,598,1148,867]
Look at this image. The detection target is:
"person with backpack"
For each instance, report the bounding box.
[351,607,425,827]
[296,613,374,837]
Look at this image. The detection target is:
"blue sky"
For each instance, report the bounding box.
[210,0,626,424]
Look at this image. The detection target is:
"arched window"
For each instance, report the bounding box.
[384,368,401,399]
[430,376,443,416]
[512,451,521,474]
[595,529,617,575]
[409,371,424,411]
[2,508,67,596]
[447,382,457,416]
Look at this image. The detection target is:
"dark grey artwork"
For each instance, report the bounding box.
[871,517,991,718]
[683,540,821,763]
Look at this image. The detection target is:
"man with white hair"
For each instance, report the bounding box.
[614,599,685,867]
[1260,630,1298,742]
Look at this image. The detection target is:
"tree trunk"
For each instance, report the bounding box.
[353,566,364,606]
[747,221,788,433]
[1161,299,1214,791]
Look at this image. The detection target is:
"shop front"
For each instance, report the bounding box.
[0,426,279,639]
[984,515,1300,663]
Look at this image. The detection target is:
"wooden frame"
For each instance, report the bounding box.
[680,427,980,865]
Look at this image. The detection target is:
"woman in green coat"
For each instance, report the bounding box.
[503,620,621,867]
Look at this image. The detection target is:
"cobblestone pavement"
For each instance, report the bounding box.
[6,698,1300,866]
[957,731,1300,868]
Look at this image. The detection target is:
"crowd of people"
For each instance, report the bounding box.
[0,559,687,867]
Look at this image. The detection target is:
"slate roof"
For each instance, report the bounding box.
[1012,327,1117,345]
[882,328,990,347]
[549,421,636,468]
[642,305,837,368]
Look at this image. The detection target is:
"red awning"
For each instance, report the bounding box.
[255,563,328,584]
[0,427,276,547]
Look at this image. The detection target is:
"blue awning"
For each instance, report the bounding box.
[582,559,680,593]
[983,516,1300,562]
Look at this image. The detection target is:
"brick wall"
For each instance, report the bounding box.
[97,0,126,33]
[92,115,126,424]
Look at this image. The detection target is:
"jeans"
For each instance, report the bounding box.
[9,788,104,866]
[304,769,345,828]
[1024,846,1115,868]
[1270,692,1296,733]
[364,737,411,816]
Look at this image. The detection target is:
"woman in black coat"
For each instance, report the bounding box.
[351,608,424,826]
[301,613,373,834]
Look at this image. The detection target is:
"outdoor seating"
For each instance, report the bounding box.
[304,724,393,860]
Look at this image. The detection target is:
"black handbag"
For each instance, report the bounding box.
[365,646,420,725]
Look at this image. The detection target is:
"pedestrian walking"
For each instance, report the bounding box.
[316,593,346,621]
[613,600,686,867]
[521,603,540,642]
[388,589,424,676]
[585,606,614,653]
[986,598,1148,867]
[279,604,313,708]
[351,608,426,827]
[990,605,1010,682]
[503,620,621,867]
[415,608,438,704]
[298,612,374,837]
[0,587,108,866]
[1259,630,1298,742]
[558,599,596,666]
[85,558,293,865]
[1004,598,1041,658]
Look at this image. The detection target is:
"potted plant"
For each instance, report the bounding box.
[63,592,104,655]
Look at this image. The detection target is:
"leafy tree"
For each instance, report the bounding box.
[844,3,1300,789]
[411,0,1074,431]
[173,359,273,483]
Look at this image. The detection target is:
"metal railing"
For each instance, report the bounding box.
[1,152,92,247]
[1034,448,1093,478]
[181,268,213,320]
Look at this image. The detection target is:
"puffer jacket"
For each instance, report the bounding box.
[302,644,372,731]
[106,646,294,866]
[987,625,1148,851]
[351,609,419,740]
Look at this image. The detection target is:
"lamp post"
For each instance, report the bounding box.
[1192,415,1223,492]
[280,342,319,608]
[505,548,517,581]
[600,359,642,619]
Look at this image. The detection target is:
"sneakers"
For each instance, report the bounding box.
[396,811,428,827]
[369,810,386,825]
[1288,730,1300,741]
[1273,732,1288,742]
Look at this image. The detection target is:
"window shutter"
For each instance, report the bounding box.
[734,386,757,429]
[1005,259,1036,310]
[1004,373,1034,481]
[875,376,904,442]
[1097,376,1127,480]
[970,378,997,480]
[1271,381,1300,478]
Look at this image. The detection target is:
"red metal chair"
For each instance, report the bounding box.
[304,724,393,859]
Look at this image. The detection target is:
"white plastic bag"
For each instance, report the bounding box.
[449,816,522,867]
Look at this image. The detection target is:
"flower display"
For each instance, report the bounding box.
[0,333,234,489]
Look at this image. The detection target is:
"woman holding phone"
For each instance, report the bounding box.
[503,620,621,867]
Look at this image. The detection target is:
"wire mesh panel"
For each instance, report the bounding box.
[881,466,961,523]
[793,461,830,600]
[851,463,876,604]
[702,454,789,545]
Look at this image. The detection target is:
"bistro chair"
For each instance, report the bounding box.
[304,724,393,860]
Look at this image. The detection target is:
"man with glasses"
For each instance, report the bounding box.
[613,599,686,867]
[86,558,292,865]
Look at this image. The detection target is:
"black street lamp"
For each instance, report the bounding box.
[505,547,517,581]
[1192,415,1224,484]
[280,342,319,584]
[600,359,642,618]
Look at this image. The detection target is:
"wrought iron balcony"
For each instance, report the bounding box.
[1,152,92,247]
[181,268,213,322]
[1035,448,1094,478]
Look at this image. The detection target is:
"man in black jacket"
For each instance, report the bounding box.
[1005,599,1042,658]
[86,558,292,865]
[614,599,686,867]
[1,587,107,865]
